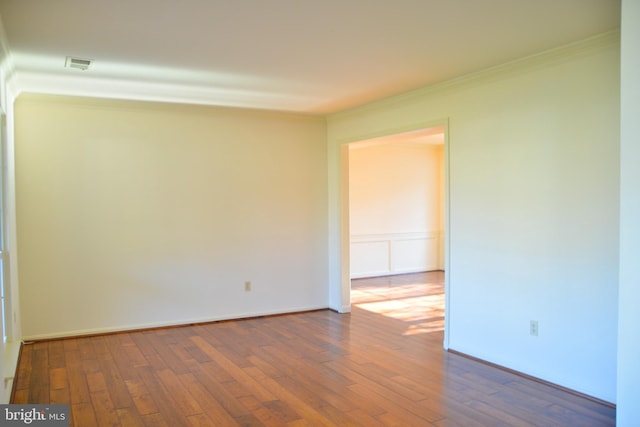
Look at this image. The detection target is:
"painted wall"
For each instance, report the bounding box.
[328,33,620,402]
[617,0,640,424]
[349,143,444,277]
[14,95,328,340]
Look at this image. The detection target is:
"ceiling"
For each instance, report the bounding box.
[0,0,620,115]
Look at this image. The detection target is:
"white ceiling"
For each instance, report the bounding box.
[0,0,620,114]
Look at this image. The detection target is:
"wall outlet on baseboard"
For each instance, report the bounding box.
[245,281,252,292]
[530,320,539,336]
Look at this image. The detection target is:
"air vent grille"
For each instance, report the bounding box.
[65,57,92,70]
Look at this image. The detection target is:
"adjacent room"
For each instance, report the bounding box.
[0,0,639,426]
[348,127,446,336]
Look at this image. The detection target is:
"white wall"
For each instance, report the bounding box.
[617,0,640,424]
[349,143,444,277]
[14,94,328,339]
[328,33,620,402]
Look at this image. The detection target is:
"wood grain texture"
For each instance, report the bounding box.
[12,272,615,426]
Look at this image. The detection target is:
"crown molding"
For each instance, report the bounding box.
[328,30,620,122]
[11,70,320,114]
[7,30,620,118]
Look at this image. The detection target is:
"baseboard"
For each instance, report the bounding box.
[447,349,616,409]
[21,305,330,342]
[329,305,352,314]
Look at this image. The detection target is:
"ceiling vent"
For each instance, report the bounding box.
[65,56,92,70]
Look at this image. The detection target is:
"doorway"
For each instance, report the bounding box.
[344,124,449,345]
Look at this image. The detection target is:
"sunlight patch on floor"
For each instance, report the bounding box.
[351,278,445,335]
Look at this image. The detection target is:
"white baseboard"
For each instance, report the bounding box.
[20,304,331,341]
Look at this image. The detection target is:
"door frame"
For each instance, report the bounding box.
[339,118,451,349]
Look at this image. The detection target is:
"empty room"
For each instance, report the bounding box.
[1,1,639,426]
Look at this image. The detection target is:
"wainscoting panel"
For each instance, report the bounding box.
[350,239,390,278]
[350,231,442,278]
[392,235,439,273]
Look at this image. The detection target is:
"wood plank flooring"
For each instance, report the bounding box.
[12,272,615,426]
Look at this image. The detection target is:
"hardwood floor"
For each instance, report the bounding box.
[351,271,445,335]
[12,272,615,426]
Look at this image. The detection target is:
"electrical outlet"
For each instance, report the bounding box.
[244,281,251,292]
[530,320,539,336]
